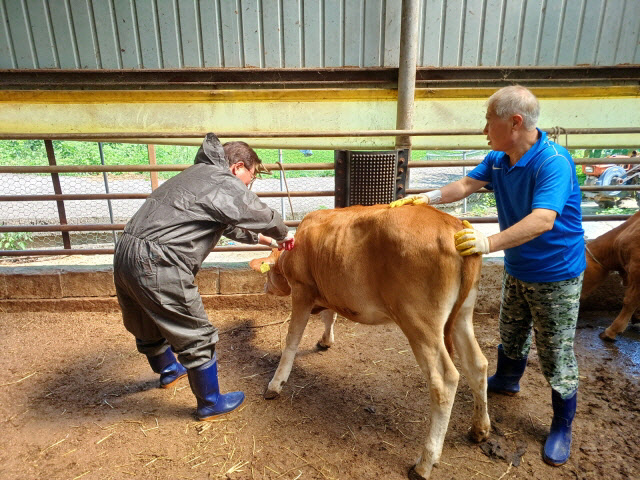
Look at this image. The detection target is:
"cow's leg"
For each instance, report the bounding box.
[406,336,459,480]
[317,310,337,350]
[600,283,640,340]
[265,289,313,399]
[452,287,490,443]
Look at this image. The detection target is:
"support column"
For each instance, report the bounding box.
[395,0,420,150]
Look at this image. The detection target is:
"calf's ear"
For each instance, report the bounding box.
[249,257,274,272]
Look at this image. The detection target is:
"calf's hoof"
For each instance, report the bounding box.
[263,388,280,400]
[469,425,490,443]
[599,331,616,342]
[316,341,331,350]
[408,466,427,480]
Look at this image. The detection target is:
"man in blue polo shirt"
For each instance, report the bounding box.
[391,85,585,466]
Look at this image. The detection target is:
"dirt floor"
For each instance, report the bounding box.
[0,298,638,480]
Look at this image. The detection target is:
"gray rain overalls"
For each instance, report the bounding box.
[113,134,288,369]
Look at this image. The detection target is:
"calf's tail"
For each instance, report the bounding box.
[443,254,482,358]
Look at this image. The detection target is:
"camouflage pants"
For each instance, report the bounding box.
[499,271,583,399]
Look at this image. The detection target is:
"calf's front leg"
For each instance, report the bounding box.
[265,290,313,399]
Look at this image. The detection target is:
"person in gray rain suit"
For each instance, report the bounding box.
[113,133,294,421]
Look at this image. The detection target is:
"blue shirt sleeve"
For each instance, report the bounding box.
[531,154,574,214]
[467,152,496,189]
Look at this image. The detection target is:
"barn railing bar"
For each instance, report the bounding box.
[0,191,336,202]
[2,158,638,175]
[0,214,630,257]
[2,184,638,203]
[0,163,335,174]
[1,127,639,141]
[0,220,301,233]
[44,140,72,250]
[0,214,629,237]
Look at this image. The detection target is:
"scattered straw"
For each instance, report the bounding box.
[381,440,396,448]
[0,371,37,387]
[72,471,90,480]
[465,465,497,479]
[497,462,513,480]
[225,460,249,475]
[40,434,69,455]
[284,447,328,479]
[240,370,275,380]
[96,432,114,445]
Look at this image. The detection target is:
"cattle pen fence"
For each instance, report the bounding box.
[1,128,640,258]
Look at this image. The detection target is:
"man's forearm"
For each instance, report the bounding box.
[439,177,487,204]
[488,210,556,252]
[439,181,468,203]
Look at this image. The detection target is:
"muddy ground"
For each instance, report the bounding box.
[0,298,638,480]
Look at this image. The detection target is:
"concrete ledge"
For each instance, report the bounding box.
[0,259,625,313]
[0,293,290,313]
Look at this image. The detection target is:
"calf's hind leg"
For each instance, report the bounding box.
[265,288,313,399]
[452,288,491,442]
[601,266,640,341]
[405,337,459,480]
[317,310,337,350]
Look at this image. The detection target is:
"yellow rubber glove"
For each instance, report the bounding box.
[454,220,491,256]
[389,193,430,208]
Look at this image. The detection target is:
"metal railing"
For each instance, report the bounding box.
[1,130,639,257]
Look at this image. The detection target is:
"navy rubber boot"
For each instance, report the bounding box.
[147,348,187,389]
[487,344,528,395]
[543,389,577,466]
[187,354,245,421]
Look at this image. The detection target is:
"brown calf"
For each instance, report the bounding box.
[582,211,640,340]
[250,204,490,480]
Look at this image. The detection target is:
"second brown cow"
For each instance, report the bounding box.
[250,204,490,480]
[582,211,640,340]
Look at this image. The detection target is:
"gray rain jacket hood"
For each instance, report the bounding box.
[121,133,288,273]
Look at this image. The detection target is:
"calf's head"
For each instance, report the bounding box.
[249,248,291,296]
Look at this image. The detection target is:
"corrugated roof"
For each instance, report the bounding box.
[1,0,638,69]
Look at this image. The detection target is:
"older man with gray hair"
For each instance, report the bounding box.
[392,85,585,466]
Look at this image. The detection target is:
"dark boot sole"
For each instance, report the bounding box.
[487,389,519,396]
[197,397,246,422]
[160,372,187,389]
[543,455,568,467]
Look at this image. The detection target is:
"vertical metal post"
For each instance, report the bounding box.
[278,149,286,220]
[44,140,72,249]
[462,152,468,213]
[148,144,159,191]
[98,142,117,245]
[395,0,420,150]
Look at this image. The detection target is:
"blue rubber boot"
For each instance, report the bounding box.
[487,344,528,395]
[543,389,577,466]
[147,348,187,389]
[187,353,245,421]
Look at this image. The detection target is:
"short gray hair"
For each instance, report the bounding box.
[487,85,540,130]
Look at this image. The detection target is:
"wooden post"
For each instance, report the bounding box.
[148,144,159,190]
[44,140,72,249]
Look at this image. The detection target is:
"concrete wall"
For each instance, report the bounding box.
[0,258,625,314]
